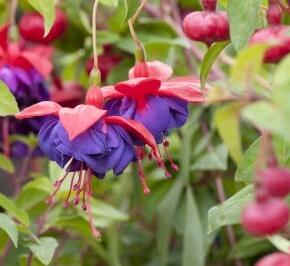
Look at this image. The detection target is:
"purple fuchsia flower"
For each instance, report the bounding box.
[15,86,164,237]
[101,61,204,175]
[0,24,53,158]
[0,66,50,157]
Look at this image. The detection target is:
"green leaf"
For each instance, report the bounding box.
[0,153,14,173]
[27,0,56,36]
[0,213,18,247]
[242,101,290,142]
[26,237,58,265]
[268,235,290,254]
[157,178,184,266]
[229,236,271,259]
[235,138,260,184]
[100,0,118,7]
[228,0,261,50]
[208,185,254,233]
[0,192,30,226]
[214,103,243,164]
[230,44,267,91]
[182,187,205,266]
[109,0,138,31]
[0,80,19,116]
[273,55,290,116]
[200,41,230,89]
[16,177,52,210]
[191,144,228,171]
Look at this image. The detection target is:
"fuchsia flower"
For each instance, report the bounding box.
[0,24,52,157]
[102,60,204,182]
[15,87,165,237]
[0,24,52,78]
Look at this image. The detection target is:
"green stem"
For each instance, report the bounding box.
[128,0,148,62]
[92,0,99,70]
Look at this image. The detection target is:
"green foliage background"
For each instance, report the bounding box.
[0,0,290,265]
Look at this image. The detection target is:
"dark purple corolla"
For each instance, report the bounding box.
[0,66,50,158]
[102,61,203,143]
[101,61,204,172]
[38,117,136,178]
[15,86,163,237]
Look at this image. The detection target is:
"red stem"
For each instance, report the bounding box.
[3,118,10,158]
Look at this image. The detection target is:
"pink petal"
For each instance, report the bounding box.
[159,81,205,103]
[115,77,161,98]
[20,50,53,78]
[15,101,62,119]
[101,86,124,99]
[168,75,200,84]
[105,116,160,157]
[129,60,173,81]
[59,105,107,140]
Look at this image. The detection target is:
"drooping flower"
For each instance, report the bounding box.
[15,86,164,237]
[101,61,204,176]
[0,66,50,157]
[0,24,52,157]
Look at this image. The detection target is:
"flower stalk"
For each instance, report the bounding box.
[128,0,148,63]
[90,0,101,86]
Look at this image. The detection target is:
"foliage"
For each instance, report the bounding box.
[0,0,289,266]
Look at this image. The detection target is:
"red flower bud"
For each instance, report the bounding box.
[86,85,104,109]
[255,252,290,266]
[251,25,290,64]
[182,11,229,46]
[19,9,68,44]
[241,198,289,236]
[260,167,290,198]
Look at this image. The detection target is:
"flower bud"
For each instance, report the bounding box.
[182,11,229,46]
[19,9,68,44]
[241,198,289,236]
[260,167,290,198]
[255,252,290,266]
[251,25,290,63]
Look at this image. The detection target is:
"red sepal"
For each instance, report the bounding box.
[86,86,104,108]
[129,61,173,81]
[101,86,123,99]
[59,105,107,140]
[105,116,161,158]
[158,82,204,103]
[115,78,161,98]
[0,24,8,52]
[15,101,61,119]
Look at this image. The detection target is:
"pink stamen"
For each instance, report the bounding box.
[86,169,101,238]
[64,172,76,208]
[162,139,179,172]
[155,146,172,178]
[136,150,150,194]
[46,171,70,205]
[136,146,146,160]
[82,169,89,211]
